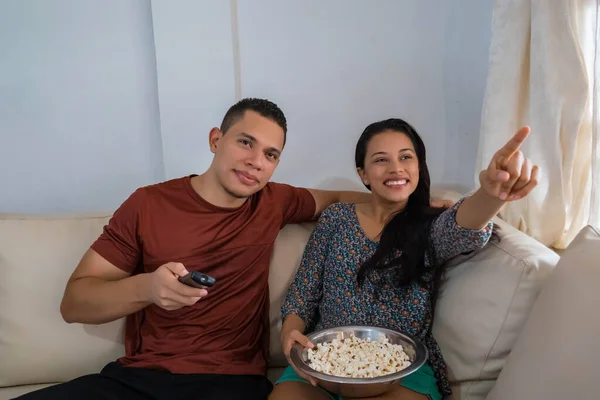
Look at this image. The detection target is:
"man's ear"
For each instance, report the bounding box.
[208,127,223,154]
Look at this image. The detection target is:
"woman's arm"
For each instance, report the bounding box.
[279,207,338,386]
[454,188,505,229]
[456,126,540,229]
[430,198,494,265]
[430,127,541,263]
[280,205,336,331]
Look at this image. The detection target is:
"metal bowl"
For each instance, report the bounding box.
[289,325,428,398]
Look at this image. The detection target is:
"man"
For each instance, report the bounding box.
[16,98,376,400]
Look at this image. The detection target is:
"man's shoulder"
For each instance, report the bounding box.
[118,176,191,212]
[258,181,307,201]
[134,176,189,197]
[256,182,316,225]
[145,175,189,191]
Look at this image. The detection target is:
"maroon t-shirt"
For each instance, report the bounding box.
[90,175,316,375]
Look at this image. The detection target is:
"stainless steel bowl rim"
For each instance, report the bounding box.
[289,325,429,385]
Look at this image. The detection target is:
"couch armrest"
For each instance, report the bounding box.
[485,225,600,400]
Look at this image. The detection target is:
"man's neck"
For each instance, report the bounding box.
[191,173,248,209]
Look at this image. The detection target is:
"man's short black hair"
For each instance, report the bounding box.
[219,98,287,146]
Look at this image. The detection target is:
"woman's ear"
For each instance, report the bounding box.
[208,127,223,153]
[356,168,369,185]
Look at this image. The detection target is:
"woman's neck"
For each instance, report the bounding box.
[364,196,408,224]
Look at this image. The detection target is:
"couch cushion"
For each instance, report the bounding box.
[433,217,559,400]
[0,214,125,387]
[485,225,600,400]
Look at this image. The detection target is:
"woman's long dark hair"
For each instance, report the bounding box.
[355,119,447,307]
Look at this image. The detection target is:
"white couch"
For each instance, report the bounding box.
[1,189,598,400]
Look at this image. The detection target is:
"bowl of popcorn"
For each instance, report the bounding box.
[289,325,428,398]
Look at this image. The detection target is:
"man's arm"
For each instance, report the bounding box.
[306,189,370,218]
[306,189,455,218]
[60,249,150,324]
[60,249,207,325]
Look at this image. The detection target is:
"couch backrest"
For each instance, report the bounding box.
[0,196,560,400]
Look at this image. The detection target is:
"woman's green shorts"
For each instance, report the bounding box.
[275,363,442,400]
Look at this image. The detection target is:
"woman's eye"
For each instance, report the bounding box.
[375,158,387,163]
[400,155,412,161]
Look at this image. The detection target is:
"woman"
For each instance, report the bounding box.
[269,119,539,400]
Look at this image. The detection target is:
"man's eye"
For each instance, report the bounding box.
[240,140,251,146]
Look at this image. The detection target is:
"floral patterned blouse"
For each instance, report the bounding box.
[281,199,493,396]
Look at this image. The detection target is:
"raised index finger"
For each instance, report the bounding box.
[496,126,530,158]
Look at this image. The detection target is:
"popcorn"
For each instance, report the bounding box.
[306,333,411,378]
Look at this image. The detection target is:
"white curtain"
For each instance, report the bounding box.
[476,0,600,249]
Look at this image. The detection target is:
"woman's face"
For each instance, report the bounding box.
[358,130,420,204]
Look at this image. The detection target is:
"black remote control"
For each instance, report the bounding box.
[178,271,216,288]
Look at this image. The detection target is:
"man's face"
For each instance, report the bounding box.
[209,110,284,199]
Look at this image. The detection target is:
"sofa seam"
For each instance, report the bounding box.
[487,240,540,270]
